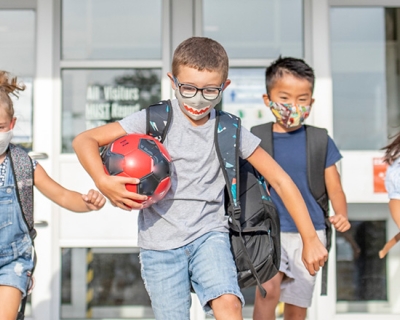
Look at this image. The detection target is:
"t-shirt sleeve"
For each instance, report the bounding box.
[240,126,261,159]
[325,136,342,168]
[118,108,147,134]
[385,159,400,200]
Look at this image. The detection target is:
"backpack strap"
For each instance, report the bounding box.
[146,100,173,143]
[251,122,274,156]
[214,110,267,298]
[8,144,36,240]
[305,125,329,217]
[304,125,330,295]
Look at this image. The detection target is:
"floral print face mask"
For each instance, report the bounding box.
[269,101,311,128]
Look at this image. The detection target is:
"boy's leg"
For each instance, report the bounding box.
[209,294,242,319]
[140,247,191,320]
[189,232,244,320]
[279,230,326,320]
[283,303,307,320]
[253,272,284,320]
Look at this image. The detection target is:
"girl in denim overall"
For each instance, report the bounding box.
[0,71,106,320]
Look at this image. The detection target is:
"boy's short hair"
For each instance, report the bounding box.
[172,37,229,81]
[265,56,315,94]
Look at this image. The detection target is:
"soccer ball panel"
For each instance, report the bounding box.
[101,134,172,208]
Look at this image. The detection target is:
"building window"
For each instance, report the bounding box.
[203,0,304,59]
[331,7,400,150]
[62,0,162,60]
[61,69,161,153]
[0,10,35,150]
[61,248,153,319]
[336,220,387,302]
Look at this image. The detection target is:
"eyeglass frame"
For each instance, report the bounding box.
[173,76,224,101]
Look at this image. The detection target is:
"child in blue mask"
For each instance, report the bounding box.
[0,71,106,320]
[253,57,350,320]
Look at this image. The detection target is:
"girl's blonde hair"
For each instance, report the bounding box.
[0,71,25,118]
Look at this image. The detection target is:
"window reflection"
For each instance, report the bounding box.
[336,221,387,303]
[61,69,161,153]
[0,10,35,75]
[222,68,275,130]
[61,248,153,319]
[203,0,303,59]
[331,7,400,150]
[62,0,162,60]
[0,11,35,151]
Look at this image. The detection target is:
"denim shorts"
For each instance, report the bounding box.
[0,239,33,298]
[140,231,244,320]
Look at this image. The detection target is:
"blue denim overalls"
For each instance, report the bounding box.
[0,156,34,297]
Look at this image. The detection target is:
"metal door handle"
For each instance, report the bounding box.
[34,220,48,227]
[28,152,49,160]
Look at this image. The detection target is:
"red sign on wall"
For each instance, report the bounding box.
[373,157,388,193]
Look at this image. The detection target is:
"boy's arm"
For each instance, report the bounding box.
[72,122,147,210]
[325,164,350,232]
[247,146,328,275]
[34,164,106,212]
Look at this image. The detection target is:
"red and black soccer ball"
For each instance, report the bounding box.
[101,134,172,208]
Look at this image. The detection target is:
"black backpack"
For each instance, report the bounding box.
[251,122,330,295]
[146,100,280,298]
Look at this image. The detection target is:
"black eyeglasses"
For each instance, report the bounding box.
[173,77,223,101]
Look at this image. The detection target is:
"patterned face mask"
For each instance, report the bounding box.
[269,101,311,128]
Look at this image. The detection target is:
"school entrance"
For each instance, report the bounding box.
[2,0,400,319]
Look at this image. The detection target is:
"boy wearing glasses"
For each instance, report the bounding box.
[73,37,327,320]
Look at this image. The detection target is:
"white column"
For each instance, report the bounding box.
[31,0,59,320]
[308,0,334,136]
[308,1,336,320]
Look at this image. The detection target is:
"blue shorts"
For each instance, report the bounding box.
[0,240,34,298]
[140,231,244,320]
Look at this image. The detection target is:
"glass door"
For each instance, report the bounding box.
[0,5,37,319]
[57,1,167,319]
[330,2,400,317]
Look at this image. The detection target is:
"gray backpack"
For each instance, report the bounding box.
[147,100,280,297]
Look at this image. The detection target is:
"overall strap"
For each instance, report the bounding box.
[146,100,173,143]
[8,144,36,240]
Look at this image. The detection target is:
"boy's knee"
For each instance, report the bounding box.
[210,293,242,311]
[257,273,282,302]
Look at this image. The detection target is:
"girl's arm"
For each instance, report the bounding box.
[246,146,328,275]
[389,199,400,229]
[34,163,106,212]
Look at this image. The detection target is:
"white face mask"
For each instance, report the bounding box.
[0,130,13,155]
[175,88,222,121]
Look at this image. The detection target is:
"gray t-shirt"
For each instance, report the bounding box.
[119,99,260,250]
